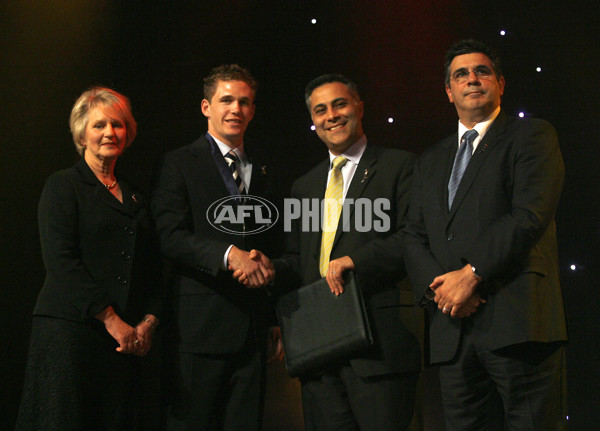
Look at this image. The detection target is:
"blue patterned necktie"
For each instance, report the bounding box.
[448,129,478,209]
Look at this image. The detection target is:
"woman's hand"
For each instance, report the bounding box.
[133,314,158,357]
[95,306,140,354]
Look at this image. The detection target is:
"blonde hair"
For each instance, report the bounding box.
[69,87,137,156]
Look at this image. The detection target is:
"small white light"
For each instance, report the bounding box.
[311,18,317,24]
[310,125,316,131]
[387,117,394,123]
[570,264,577,271]
[536,67,542,72]
[500,30,506,36]
[518,112,525,118]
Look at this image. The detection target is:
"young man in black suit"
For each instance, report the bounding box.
[152,64,278,431]
[402,39,567,430]
[272,74,421,430]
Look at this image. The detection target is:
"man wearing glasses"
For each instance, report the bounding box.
[402,39,567,430]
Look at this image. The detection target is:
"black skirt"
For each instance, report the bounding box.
[15,316,139,431]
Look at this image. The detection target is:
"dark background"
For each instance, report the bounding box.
[2,1,598,429]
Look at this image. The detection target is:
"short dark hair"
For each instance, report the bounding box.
[304,74,361,110]
[444,39,503,87]
[203,64,257,102]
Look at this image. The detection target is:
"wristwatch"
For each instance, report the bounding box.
[424,287,436,301]
[470,264,483,281]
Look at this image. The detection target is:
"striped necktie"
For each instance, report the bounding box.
[319,156,348,277]
[448,129,478,209]
[224,150,246,195]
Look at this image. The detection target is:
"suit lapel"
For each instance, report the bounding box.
[345,145,377,203]
[448,112,508,219]
[331,145,378,247]
[247,154,269,196]
[309,159,330,261]
[75,159,131,215]
[190,136,233,199]
[439,135,458,215]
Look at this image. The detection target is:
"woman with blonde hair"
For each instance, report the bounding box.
[16,87,162,430]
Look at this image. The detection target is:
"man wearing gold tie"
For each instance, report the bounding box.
[273,74,421,430]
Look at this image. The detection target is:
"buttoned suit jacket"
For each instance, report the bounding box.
[151,135,278,354]
[34,158,162,325]
[275,144,421,378]
[402,111,567,364]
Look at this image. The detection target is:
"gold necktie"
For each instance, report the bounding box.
[319,156,348,277]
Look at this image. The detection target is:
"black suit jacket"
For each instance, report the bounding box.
[275,144,421,378]
[402,111,568,364]
[151,135,278,354]
[34,158,162,325]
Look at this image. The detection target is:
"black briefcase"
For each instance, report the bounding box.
[276,271,373,377]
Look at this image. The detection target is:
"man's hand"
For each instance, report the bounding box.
[267,326,285,363]
[430,264,485,318]
[229,247,274,288]
[446,295,486,318]
[325,256,355,296]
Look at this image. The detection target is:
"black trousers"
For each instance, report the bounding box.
[301,362,418,431]
[439,334,567,431]
[166,349,265,431]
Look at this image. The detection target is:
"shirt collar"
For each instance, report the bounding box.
[328,135,368,167]
[209,133,247,165]
[457,106,501,144]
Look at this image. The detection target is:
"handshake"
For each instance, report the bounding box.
[227,246,274,288]
[227,246,358,296]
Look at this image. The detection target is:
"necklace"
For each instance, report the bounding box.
[103,179,117,189]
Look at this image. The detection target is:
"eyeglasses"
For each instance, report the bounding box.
[450,66,494,84]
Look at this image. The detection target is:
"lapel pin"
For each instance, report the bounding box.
[132,194,137,203]
[361,169,369,183]
[261,165,268,175]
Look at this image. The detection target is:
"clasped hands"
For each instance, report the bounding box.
[430,264,486,318]
[229,246,274,288]
[96,306,157,356]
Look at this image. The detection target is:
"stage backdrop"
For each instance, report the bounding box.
[1,1,598,429]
